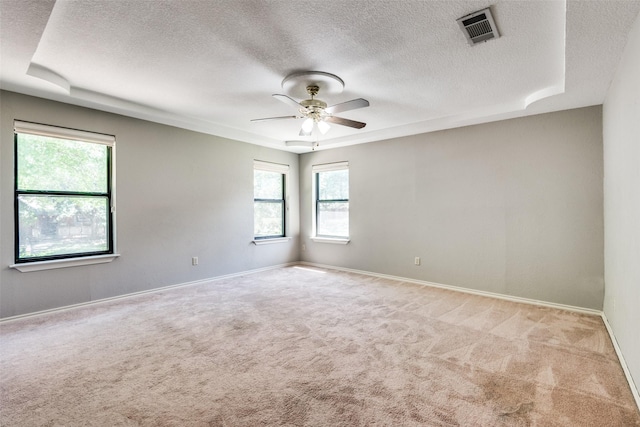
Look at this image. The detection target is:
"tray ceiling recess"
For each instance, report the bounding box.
[2,1,639,153]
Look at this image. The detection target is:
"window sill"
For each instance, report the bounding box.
[9,254,120,272]
[311,237,350,245]
[252,237,291,245]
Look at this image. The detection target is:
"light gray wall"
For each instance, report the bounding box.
[603,13,640,395]
[0,91,299,318]
[300,107,604,309]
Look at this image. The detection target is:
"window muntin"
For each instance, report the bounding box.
[253,161,288,239]
[314,163,349,239]
[14,122,114,263]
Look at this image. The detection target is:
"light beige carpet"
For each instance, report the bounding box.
[1,266,638,426]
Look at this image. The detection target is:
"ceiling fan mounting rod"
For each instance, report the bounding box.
[306,85,320,98]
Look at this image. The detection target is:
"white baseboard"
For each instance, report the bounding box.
[299,261,602,315]
[0,262,298,324]
[601,313,640,410]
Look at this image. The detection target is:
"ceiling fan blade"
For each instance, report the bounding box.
[273,94,302,110]
[250,115,298,122]
[325,98,369,114]
[325,116,367,129]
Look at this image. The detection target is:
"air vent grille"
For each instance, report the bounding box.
[457,7,500,46]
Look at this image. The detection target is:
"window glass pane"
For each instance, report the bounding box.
[254,201,284,237]
[17,195,109,259]
[254,170,283,200]
[318,169,348,200]
[317,201,349,237]
[17,134,108,193]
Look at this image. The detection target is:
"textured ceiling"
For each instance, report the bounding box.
[1,0,639,152]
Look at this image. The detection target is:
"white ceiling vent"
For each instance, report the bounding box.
[457,7,500,46]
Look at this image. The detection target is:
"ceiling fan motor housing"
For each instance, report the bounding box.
[300,98,327,110]
[300,86,328,120]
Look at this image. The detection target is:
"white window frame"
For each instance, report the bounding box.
[312,161,350,244]
[10,120,119,272]
[252,160,291,245]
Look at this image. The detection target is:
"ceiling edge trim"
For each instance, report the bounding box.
[26,63,70,92]
[2,81,289,152]
[523,0,567,108]
[524,83,565,109]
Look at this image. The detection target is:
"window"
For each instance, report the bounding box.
[313,162,349,240]
[254,160,288,240]
[14,121,115,264]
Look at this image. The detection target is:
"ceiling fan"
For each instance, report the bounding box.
[252,84,369,137]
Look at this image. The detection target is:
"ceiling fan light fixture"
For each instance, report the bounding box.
[317,120,330,135]
[301,118,314,133]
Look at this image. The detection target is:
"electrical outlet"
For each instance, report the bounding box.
[302,244,306,251]
[414,257,421,266]
[192,257,198,266]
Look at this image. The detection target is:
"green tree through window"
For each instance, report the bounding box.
[314,163,349,238]
[253,161,288,239]
[14,122,114,262]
